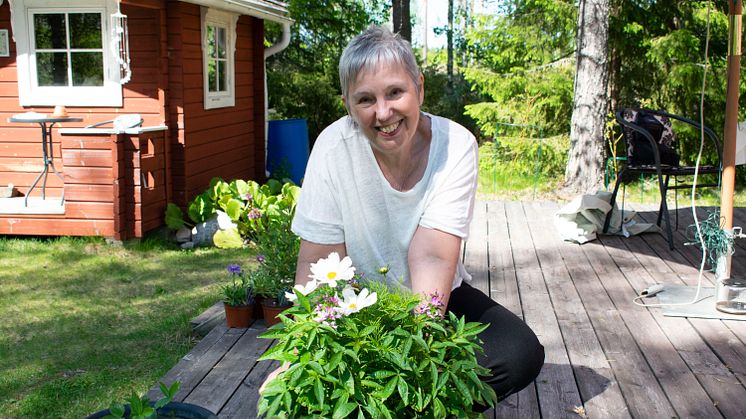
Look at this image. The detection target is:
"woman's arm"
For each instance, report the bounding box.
[408,226,462,310]
[295,239,347,285]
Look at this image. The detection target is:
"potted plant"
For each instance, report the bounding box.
[222,264,255,328]
[261,287,293,327]
[86,381,217,419]
[250,264,293,327]
[249,220,299,326]
[258,253,497,417]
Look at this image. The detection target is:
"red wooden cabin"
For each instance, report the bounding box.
[0,0,290,239]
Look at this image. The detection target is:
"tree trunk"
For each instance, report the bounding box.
[393,0,412,42]
[565,0,610,194]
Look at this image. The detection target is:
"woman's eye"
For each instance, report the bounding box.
[358,97,373,104]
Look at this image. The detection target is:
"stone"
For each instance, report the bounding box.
[175,226,192,243]
[191,216,220,247]
[180,241,195,250]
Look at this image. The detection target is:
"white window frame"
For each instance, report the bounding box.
[11,0,122,107]
[201,7,237,110]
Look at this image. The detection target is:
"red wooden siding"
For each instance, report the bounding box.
[166,1,265,206]
[0,0,266,238]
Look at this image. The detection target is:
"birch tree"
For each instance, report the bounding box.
[565,0,610,193]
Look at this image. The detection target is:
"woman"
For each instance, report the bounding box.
[267,25,544,406]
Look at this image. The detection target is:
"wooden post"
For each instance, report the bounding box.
[721,0,741,230]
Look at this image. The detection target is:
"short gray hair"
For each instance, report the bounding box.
[339,26,421,102]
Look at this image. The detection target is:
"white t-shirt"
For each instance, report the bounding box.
[291,113,478,289]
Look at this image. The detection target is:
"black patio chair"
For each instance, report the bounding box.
[602,109,722,250]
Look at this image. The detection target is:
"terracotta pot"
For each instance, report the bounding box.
[224,303,254,328]
[253,302,264,320]
[262,300,291,327]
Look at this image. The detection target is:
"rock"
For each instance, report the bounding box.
[180,241,195,249]
[191,216,220,247]
[175,226,192,243]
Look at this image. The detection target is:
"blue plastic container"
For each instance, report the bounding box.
[267,119,310,184]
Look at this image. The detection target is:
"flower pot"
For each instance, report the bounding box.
[261,300,291,327]
[86,401,217,419]
[224,303,254,328]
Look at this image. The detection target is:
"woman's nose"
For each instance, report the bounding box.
[375,99,392,120]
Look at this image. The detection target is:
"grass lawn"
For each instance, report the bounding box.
[0,236,252,418]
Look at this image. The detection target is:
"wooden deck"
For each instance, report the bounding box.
[150,201,746,418]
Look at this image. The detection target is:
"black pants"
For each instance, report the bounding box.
[447,282,544,404]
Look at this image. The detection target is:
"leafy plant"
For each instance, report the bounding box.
[165,178,300,249]
[250,221,299,300]
[104,381,180,419]
[222,264,255,307]
[258,254,496,418]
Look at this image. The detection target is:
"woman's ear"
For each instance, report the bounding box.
[418,73,425,105]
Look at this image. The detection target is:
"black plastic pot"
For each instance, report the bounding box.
[85,401,217,419]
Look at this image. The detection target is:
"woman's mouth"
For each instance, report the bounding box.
[377,120,401,136]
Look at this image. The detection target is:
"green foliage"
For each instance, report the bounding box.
[164,203,187,230]
[265,0,389,141]
[103,381,180,419]
[259,280,496,417]
[608,1,746,181]
[166,178,300,249]
[462,2,576,139]
[421,67,486,140]
[478,134,569,196]
[250,222,299,301]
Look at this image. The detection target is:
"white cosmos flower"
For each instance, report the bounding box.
[337,287,377,315]
[284,280,318,302]
[309,252,355,287]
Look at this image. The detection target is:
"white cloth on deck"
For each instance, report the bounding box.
[554,191,659,244]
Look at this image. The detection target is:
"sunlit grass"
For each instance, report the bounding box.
[0,236,250,418]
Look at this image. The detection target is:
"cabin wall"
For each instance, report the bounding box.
[0,0,170,238]
[166,0,265,206]
[0,0,267,237]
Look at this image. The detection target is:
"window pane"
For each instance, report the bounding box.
[217,61,226,91]
[217,27,226,59]
[36,52,68,86]
[71,52,103,86]
[34,14,67,49]
[207,26,216,58]
[208,59,217,92]
[69,13,102,49]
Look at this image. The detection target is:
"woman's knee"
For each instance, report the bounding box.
[477,306,545,397]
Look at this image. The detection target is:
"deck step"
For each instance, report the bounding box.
[190,301,225,337]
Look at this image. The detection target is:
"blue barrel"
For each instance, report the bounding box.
[267,119,310,184]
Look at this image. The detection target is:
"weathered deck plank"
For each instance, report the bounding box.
[528,202,630,418]
[150,201,746,418]
[505,201,583,418]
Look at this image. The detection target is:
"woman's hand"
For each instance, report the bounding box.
[258,362,290,394]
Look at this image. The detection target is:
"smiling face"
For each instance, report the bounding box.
[344,61,425,156]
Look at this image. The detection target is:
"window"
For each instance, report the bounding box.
[11,0,122,106]
[33,12,104,87]
[201,8,237,109]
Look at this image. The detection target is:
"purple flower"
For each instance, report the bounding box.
[248,208,262,220]
[227,264,242,275]
[243,193,253,202]
[256,255,266,263]
[414,292,444,319]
